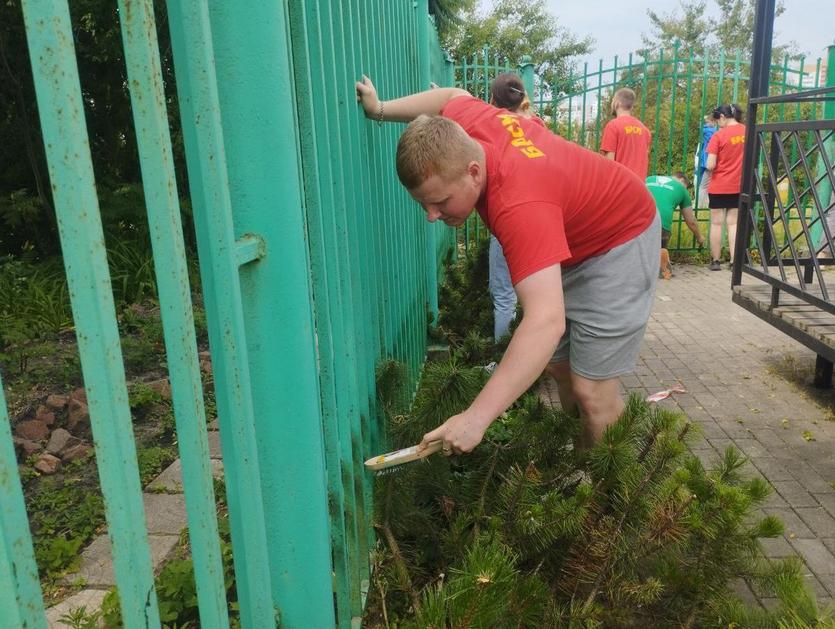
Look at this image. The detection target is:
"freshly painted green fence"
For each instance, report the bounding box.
[2,1,454,627]
[455,45,829,254]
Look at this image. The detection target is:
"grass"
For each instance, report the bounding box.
[764,352,835,420]
[2,283,206,601]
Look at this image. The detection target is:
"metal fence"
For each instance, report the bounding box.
[1,1,454,627]
[732,82,835,382]
[523,45,826,252]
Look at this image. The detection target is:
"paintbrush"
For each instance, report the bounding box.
[364,440,444,473]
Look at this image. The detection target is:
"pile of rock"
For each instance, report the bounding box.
[12,388,93,475]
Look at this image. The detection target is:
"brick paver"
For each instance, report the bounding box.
[544,264,835,606]
[47,432,224,626]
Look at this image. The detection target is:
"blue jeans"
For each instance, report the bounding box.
[489,236,518,340]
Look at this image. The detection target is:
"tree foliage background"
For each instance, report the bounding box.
[0,0,183,258]
[640,0,795,58]
[439,0,594,91]
[0,0,817,259]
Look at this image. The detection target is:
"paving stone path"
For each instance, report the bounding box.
[543,263,835,610]
[45,433,224,626]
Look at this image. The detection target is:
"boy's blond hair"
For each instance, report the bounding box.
[396,115,482,190]
[612,87,636,110]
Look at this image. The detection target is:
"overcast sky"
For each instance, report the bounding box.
[542,0,834,65]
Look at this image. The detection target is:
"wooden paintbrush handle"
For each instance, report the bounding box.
[364,440,443,471]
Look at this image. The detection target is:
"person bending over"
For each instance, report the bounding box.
[356,76,659,452]
[646,172,704,279]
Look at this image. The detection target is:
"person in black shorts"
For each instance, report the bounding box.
[705,104,746,270]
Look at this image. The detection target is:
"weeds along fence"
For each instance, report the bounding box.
[1,1,454,627]
[455,44,829,255]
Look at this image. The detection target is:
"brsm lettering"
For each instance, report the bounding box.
[497,114,546,159]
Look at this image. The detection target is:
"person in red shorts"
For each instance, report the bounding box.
[600,87,652,179]
[705,103,746,270]
[355,76,659,453]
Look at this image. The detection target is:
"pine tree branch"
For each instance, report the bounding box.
[582,448,678,610]
[377,578,390,629]
[473,445,501,537]
[504,469,529,531]
[632,492,696,563]
[378,480,422,612]
[637,426,662,463]
[378,522,421,613]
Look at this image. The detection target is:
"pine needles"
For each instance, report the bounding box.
[366,240,830,627]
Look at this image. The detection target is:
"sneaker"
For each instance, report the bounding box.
[709,260,721,271]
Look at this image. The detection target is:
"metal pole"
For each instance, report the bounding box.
[417,0,440,327]
[811,43,835,252]
[0,373,45,628]
[519,55,535,103]
[202,1,339,624]
[733,0,775,286]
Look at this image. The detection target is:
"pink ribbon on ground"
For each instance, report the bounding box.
[645,383,687,403]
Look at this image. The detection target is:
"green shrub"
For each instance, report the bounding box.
[367,366,827,627]
[0,256,72,349]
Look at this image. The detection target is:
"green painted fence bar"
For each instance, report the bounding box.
[117,1,228,625]
[418,1,440,326]
[0,374,45,629]
[652,48,665,175]
[667,43,681,175]
[165,0,276,625]
[287,3,361,622]
[20,1,161,625]
[206,0,341,624]
[681,51,695,174]
[810,44,835,248]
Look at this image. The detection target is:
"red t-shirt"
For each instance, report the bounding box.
[441,96,656,285]
[706,124,746,194]
[600,114,652,179]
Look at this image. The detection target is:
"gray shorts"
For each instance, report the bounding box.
[550,214,660,379]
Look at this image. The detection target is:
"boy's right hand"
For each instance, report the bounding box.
[355,75,380,118]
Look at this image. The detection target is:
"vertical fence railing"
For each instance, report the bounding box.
[20,1,163,625]
[118,0,229,625]
[1,370,45,628]
[527,47,825,253]
[166,0,279,625]
[290,0,454,626]
[285,1,457,625]
[4,0,457,627]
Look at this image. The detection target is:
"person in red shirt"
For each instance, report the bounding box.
[600,88,652,179]
[355,76,659,453]
[705,103,746,270]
